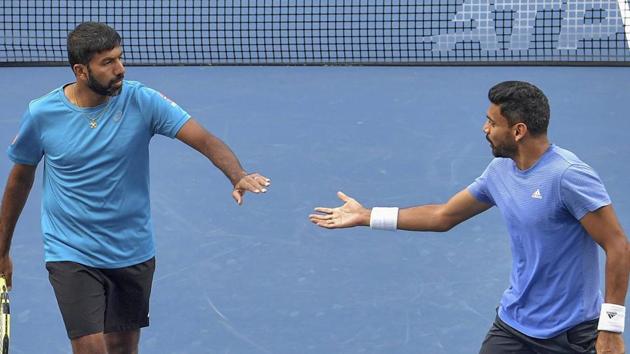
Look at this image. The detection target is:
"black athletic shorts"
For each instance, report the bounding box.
[479,314,598,354]
[46,257,155,339]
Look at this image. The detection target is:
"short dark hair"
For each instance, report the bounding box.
[67,22,121,67]
[488,81,550,136]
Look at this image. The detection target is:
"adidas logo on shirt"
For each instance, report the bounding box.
[531,189,543,199]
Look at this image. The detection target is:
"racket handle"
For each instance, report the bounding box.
[1,334,7,354]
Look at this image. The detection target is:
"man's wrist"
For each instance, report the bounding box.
[230,170,248,186]
[369,207,399,231]
[598,303,626,333]
[360,209,371,227]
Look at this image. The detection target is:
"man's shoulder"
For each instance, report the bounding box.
[122,80,160,99]
[27,86,64,117]
[541,146,602,188]
[121,80,147,95]
[486,157,512,171]
[30,86,62,106]
[123,80,144,89]
[547,145,590,170]
[549,145,580,163]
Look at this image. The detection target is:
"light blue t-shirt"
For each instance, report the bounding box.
[8,80,191,268]
[468,145,610,339]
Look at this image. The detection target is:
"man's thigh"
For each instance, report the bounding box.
[479,315,597,354]
[101,258,155,334]
[479,318,535,354]
[47,257,155,339]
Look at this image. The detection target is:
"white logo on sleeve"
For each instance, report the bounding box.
[159,92,179,108]
[531,189,543,199]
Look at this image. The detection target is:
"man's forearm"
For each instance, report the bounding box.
[175,119,247,186]
[604,238,630,305]
[0,165,36,256]
[201,135,246,186]
[397,205,447,231]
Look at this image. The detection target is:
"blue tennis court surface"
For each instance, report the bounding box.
[1,66,629,353]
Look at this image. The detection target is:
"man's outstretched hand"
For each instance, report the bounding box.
[232,173,271,205]
[309,191,370,229]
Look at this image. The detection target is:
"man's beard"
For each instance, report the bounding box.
[87,67,124,96]
[487,135,517,158]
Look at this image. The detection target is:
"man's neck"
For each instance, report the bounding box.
[513,136,550,171]
[69,82,108,107]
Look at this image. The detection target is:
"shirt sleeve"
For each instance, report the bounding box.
[560,164,611,220]
[137,85,191,138]
[7,108,44,166]
[467,163,496,206]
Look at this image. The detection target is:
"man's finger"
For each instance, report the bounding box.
[311,219,333,229]
[247,174,271,188]
[236,180,262,193]
[237,178,268,193]
[0,273,12,291]
[254,175,271,186]
[241,173,271,188]
[232,189,243,205]
[309,213,331,221]
[337,191,351,202]
[313,207,333,214]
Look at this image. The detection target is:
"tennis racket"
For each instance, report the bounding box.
[0,276,9,354]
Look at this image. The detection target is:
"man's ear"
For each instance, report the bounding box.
[513,122,528,142]
[72,64,88,81]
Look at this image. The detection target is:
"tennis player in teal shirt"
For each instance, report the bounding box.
[0,22,270,353]
[310,81,629,354]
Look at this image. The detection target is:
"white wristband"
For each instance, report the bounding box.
[598,303,626,333]
[370,207,399,231]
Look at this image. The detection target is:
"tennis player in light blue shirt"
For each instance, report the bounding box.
[0,22,271,353]
[310,81,629,354]
[9,80,191,268]
[468,145,608,338]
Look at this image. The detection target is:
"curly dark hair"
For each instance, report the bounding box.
[67,22,121,67]
[488,81,550,136]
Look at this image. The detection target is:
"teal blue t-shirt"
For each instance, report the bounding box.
[468,145,610,338]
[8,80,191,268]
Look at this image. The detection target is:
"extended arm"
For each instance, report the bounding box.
[309,189,491,231]
[397,189,492,231]
[580,205,629,353]
[176,118,270,205]
[0,163,37,287]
